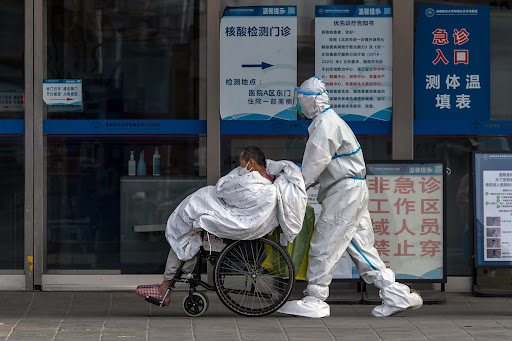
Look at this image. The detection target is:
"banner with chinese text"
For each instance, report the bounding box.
[415,6,490,121]
[366,163,445,280]
[474,153,512,267]
[220,6,297,120]
[315,5,392,121]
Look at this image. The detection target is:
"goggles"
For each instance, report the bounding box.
[291,87,326,119]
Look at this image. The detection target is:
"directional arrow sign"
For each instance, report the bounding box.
[43,79,82,106]
[51,98,75,101]
[220,6,297,120]
[241,62,273,70]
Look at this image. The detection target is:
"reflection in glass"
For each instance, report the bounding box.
[0,1,24,119]
[221,136,391,175]
[0,139,24,272]
[414,136,511,276]
[46,137,205,273]
[46,0,202,119]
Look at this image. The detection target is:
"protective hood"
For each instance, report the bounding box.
[297,77,330,120]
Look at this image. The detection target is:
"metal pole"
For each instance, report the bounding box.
[206,0,220,285]
[392,0,414,160]
[24,0,34,291]
[206,0,220,186]
[33,0,44,289]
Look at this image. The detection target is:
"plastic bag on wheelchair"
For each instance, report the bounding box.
[262,205,315,281]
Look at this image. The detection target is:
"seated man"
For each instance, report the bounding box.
[136,146,307,305]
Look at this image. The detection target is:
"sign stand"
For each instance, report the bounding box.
[472,152,512,297]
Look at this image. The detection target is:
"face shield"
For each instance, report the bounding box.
[291,87,325,119]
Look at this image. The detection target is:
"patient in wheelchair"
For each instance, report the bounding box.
[135,146,306,305]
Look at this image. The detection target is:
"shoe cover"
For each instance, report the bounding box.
[277,296,330,318]
[371,283,423,317]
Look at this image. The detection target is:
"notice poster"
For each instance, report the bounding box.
[482,171,512,261]
[220,6,297,120]
[474,153,512,266]
[315,5,392,121]
[43,79,83,113]
[415,6,490,120]
[366,163,445,280]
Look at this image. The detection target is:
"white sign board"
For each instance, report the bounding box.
[366,163,444,280]
[220,6,297,120]
[43,79,82,106]
[315,5,392,121]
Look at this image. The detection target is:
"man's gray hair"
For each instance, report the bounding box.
[240,146,266,167]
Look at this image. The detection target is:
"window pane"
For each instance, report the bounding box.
[46,137,206,273]
[414,136,511,275]
[46,0,203,119]
[0,138,24,273]
[221,135,391,174]
[0,1,24,119]
[0,0,24,274]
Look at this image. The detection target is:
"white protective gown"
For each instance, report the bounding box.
[165,160,306,261]
[278,76,422,318]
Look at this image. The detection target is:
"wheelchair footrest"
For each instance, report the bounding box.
[145,296,163,306]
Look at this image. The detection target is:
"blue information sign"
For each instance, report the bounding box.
[415,6,490,121]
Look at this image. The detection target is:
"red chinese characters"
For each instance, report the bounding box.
[421,199,441,214]
[393,198,416,215]
[394,176,415,194]
[394,240,416,256]
[370,199,390,214]
[432,49,449,65]
[420,240,442,257]
[372,218,390,236]
[375,240,391,257]
[395,219,416,236]
[368,176,390,193]
[453,28,469,45]
[420,218,441,236]
[431,28,470,66]
[420,176,441,194]
[432,29,449,45]
[367,169,443,275]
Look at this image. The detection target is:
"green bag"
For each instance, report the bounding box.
[262,205,315,281]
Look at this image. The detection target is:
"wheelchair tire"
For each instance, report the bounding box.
[214,237,295,317]
[182,292,208,317]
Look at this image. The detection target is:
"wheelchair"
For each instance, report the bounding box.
[145,235,295,317]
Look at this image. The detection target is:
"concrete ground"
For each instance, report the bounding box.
[1,291,512,341]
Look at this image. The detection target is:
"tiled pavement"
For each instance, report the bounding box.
[1,291,512,341]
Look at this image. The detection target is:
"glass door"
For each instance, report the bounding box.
[0,0,26,289]
[38,0,207,290]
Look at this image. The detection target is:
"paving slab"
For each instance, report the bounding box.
[1,292,512,340]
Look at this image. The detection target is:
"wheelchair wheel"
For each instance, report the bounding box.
[214,237,295,317]
[182,292,208,317]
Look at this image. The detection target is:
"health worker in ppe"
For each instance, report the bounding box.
[278,76,423,318]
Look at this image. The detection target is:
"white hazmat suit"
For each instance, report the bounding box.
[278,76,423,318]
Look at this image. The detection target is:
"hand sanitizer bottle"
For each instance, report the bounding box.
[153,147,161,176]
[128,151,136,176]
[137,151,147,176]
